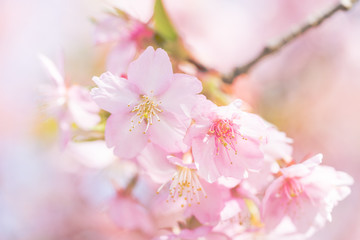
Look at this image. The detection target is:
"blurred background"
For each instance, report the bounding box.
[0,0,359,239]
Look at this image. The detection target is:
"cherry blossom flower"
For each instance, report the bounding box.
[91,46,202,159]
[138,144,208,207]
[95,14,153,76]
[185,99,268,182]
[262,154,353,233]
[153,226,230,240]
[138,144,227,225]
[109,193,155,235]
[39,54,100,148]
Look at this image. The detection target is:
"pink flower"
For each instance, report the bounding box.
[91,47,202,159]
[138,144,227,225]
[153,226,230,240]
[138,144,207,207]
[39,54,100,148]
[95,15,153,76]
[213,184,263,238]
[185,99,268,182]
[262,154,353,233]
[109,193,155,235]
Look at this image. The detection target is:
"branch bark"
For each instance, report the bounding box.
[222,0,359,84]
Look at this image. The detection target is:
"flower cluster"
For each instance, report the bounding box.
[34,3,354,239]
[86,46,353,239]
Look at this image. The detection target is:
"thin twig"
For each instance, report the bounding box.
[123,175,139,196]
[222,0,359,84]
[187,58,209,72]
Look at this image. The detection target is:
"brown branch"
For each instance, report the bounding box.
[222,0,359,84]
[187,58,209,72]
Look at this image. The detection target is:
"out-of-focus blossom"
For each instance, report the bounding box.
[109,193,155,235]
[91,46,202,158]
[186,99,268,182]
[153,226,230,240]
[163,0,263,73]
[262,154,353,233]
[108,0,155,23]
[63,140,116,169]
[39,54,100,148]
[95,14,153,76]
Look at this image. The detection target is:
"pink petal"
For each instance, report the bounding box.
[215,143,247,180]
[159,73,202,118]
[137,143,175,183]
[185,181,226,225]
[168,155,197,169]
[94,16,128,44]
[106,40,137,76]
[262,126,293,163]
[220,199,242,221]
[281,154,322,178]
[192,137,220,183]
[112,0,155,23]
[105,112,148,159]
[204,232,231,240]
[148,112,188,153]
[302,153,322,169]
[38,54,65,88]
[191,95,217,120]
[201,136,263,181]
[287,193,318,233]
[68,85,100,130]
[262,177,288,231]
[183,120,211,146]
[91,72,138,114]
[178,227,212,238]
[66,140,115,169]
[58,116,71,150]
[109,196,155,235]
[127,47,173,96]
[235,111,269,142]
[233,136,264,171]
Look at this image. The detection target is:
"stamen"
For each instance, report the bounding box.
[160,166,207,206]
[128,95,162,133]
[208,119,242,156]
[283,178,303,199]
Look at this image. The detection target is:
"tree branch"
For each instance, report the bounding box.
[222,0,359,84]
[187,58,209,72]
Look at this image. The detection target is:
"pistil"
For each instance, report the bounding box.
[208,119,242,155]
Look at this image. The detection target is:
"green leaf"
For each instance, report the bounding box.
[153,0,178,41]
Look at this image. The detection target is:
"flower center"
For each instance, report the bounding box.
[208,119,241,155]
[167,167,207,207]
[283,178,303,199]
[129,95,162,133]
